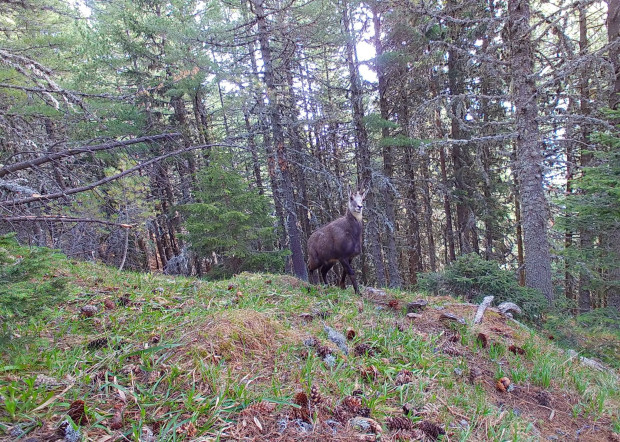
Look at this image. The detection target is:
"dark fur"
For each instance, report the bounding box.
[307,192,365,294]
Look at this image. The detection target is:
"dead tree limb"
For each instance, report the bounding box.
[473,295,494,324]
[0,215,134,228]
[0,133,182,179]
[0,142,241,208]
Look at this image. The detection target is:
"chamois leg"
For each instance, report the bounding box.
[308,260,320,285]
[338,263,347,289]
[339,258,360,295]
[320,262,335,285]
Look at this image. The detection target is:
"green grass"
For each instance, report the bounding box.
[0,248,618,441]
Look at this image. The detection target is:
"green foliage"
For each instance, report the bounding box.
[0,234,68,321]
[557,142,620,302]
[179,154,285,278]
[418,253,548,321]
[545,308,620,368]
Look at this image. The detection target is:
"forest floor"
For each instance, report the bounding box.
[0,254,619,441]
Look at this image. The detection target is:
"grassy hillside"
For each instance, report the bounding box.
[0,247,618,441]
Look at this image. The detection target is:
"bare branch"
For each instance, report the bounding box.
[0,179,39,196]
[0,215,134,228]
[0,133,182,179]
[0,142,243,208]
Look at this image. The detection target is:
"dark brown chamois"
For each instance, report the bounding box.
[307,187,368,294]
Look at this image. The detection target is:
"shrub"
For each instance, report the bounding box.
[418,253,548,321]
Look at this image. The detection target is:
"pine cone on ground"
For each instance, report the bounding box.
[291,391,311,422]
[417,421,445,440]
[242,401,276,417]
[343,395,362,412]
[310,385,323,405]
[394,369,413,386]
[386,416,414,432]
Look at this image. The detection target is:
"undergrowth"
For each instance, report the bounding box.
[0,243,617,441]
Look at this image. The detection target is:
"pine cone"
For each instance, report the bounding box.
[346,328,356,340]
[310,385,323,405]
[361,365,379,382]
[394,369,413,386]
[316,344,332,358]
[417,420,445,440]
[80,305,98,317]
[443,345,461,356]
[104,299,116,310]
[292,391,310,422]
[386,416,414,432]
[508,344,525,355]
[68,399,89,425]
[343,395,362,412]
[388,298,401,310]
[468,366,483,383]
[496,376,511,392]
[87,337,108,350]
[354,343,376,357]
[242,401,276,417]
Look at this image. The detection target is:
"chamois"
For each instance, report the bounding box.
[307,187,368,294]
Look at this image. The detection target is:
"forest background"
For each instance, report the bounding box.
[1,0,619,319]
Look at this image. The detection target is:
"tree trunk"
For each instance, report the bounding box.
[607,0,620,111]
[508,0,553,302]
[372,4,401,287]
[606,0,620,311]
[343,0,385,287]
[252,0,307,280]
[439,145,456,262]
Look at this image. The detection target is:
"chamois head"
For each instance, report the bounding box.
[348,187,369,222]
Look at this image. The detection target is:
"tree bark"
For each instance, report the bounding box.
[508,0,554,302]
[343,0,385,287]
[372,4,402,287]
[252,0,307,280]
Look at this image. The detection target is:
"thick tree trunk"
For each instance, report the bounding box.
[508,0,553,302]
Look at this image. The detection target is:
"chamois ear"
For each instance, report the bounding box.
[361,187,369,200]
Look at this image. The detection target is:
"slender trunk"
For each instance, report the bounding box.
[284,50,311,243]
[421,151,437,272]
[607,0,620,111]
[447,0,475,255]
[605,0,620,310]
[372,5,401,287]
[578,4,593,311]
[439,145,456,262]
[508,0,553,302]
[514,183,526,286]
[248,32,287,255]
[343,0,385,286]
[243,107,264,194]
[252,0,307,280]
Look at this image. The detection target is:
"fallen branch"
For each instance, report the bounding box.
[0,133,181,179]
[0,215,134,228]
[497,302,523,317]
[473,295,494,324]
